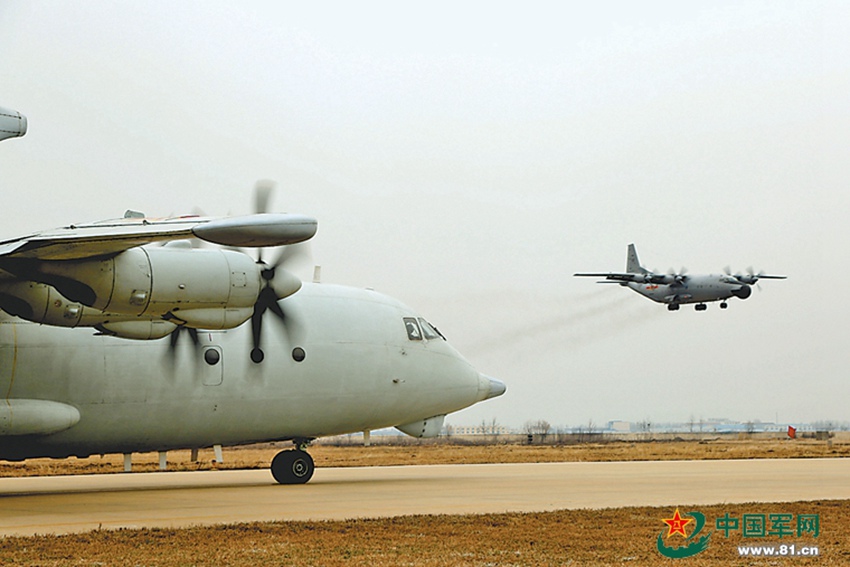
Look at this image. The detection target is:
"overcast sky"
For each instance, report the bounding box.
[1,1,848,429]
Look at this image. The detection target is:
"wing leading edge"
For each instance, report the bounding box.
[0,213,318,261]
[574,272,646,283]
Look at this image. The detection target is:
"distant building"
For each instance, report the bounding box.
[449,424,512,436]
[607,420,631,433]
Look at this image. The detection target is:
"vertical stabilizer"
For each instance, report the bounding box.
[626,243,647,274]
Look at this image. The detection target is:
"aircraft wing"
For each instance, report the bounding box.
[0,213,318,262]
[573,272,645,283]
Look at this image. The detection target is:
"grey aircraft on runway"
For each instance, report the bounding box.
[575,244,786,311]
[0,107,504,484]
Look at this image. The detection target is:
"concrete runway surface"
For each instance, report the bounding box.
[1,458,848,537]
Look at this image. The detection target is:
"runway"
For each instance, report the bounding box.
[1,458,848,537]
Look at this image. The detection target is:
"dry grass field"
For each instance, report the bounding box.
[0,501,847,566]
[2,434,849,476]
[1,437,848,565]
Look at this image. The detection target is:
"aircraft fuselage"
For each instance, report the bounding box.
[0,283,499,460]
[625,274,751,305]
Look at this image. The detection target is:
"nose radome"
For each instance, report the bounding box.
[478,374,506,400]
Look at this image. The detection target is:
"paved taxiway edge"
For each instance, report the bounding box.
[1,458,848,537]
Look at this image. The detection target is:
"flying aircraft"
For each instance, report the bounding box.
[0,111,504,484]
[574,244,786,311]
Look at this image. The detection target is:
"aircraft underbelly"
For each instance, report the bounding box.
[629,283,728,304]
[627,283,677,303]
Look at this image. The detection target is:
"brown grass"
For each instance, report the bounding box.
[1,439,848,565]
[0,502,846,566]
[2,436,848,477]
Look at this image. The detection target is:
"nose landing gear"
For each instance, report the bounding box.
[271,440,315,484]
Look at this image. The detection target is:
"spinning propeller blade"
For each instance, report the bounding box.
[162,180,311,364]
[165,325,200,363]
[247,182,310,363]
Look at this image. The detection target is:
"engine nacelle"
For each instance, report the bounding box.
[95,320,178,340]
[0,280,88,327]
[0,281,181,338]
[648,274,675,285]
[168,307,254,329]
[35,247,262,321]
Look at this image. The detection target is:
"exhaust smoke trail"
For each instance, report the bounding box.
[460,287,665,357]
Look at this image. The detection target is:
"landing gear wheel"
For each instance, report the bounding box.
[271,449,314,484]
[695,303,707,311]
[667,304,680,311]
[720,302,728,309]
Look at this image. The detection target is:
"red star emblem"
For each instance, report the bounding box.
[662,508,693,538]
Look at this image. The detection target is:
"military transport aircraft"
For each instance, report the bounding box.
[575,244,786,311]
[0,109,505,484]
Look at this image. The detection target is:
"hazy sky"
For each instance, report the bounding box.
[1,1,848,429]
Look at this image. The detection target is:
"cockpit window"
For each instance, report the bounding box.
[404,317,422,340]
[404,317,446,341]
[418,318,445,340]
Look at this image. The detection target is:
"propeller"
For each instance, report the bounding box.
[743,266,759,289]
[164,324,200,363]
[254,179,275,220]
[246,180,311,363]
[725,266,763,287]
[161,180,312,364]
[666,267,688,284]
[249,244,309,363]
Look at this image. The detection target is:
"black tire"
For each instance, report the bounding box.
[271,449,314,484]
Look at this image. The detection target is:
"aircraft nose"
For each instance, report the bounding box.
[478,374,506,400]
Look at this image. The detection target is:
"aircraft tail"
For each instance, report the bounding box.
[626,243,648,274]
